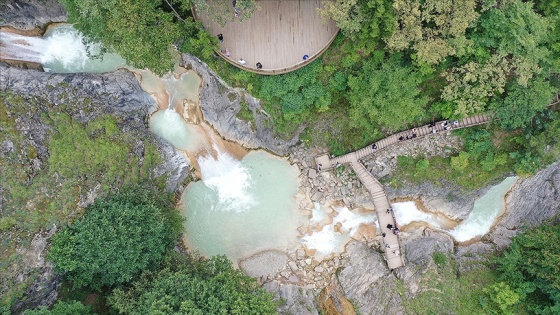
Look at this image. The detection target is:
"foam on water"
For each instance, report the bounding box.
[302,205,377,255]
[197,150,255,212]
[149,109,202,152]
[449,176,518,242]
[182,150,302,262]
[0,24,126,73]
[392,176,518,242]
[393,201,444,228]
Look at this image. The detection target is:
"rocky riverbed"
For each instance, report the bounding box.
[2,2,559,314]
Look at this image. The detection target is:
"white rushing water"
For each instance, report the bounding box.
[0,24,126,73]
[393,176,519,242]
[149,109,203,152]
[302,204,377,255]
[182,150,302,263]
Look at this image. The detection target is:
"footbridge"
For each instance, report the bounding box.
[314,115,491,269]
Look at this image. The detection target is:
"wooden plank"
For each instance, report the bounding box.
[196,0,338,73]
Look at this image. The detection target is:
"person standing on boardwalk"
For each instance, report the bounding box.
[217,33,224,42]
[256,62,263,69]
[238,58,246,65]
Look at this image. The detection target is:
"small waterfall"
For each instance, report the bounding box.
[392,176,519,242]
[197,149,255,213]
[0,24,126,73]
[302,204,377,256]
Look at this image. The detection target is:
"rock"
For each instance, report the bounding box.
[308,168,318,179]
[239,250,289,278]
[0,0,66,33]
[264,281,319,315]
[296,248,306,259]
[317,276,357,315]
[288,275,300,283]
[311,191,324,202]
[305,258,312,265]
[288,261,299,272]
[280,271,290,279]
[181,54,301,155]
[404,231,453,267]
[337,241,404,315]
[489,162,560,248]
[314,266,324,273]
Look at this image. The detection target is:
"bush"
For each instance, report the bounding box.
[48,186,182,290]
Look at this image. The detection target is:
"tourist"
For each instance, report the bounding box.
[225,49,231,57]
[452,120,459,127]
[217,33,224,43]
[256,62,263,69]
[372,144,377,150]
[386,244,390,248]
[399,136,405,141]
[303,54,309,60]
[387,209,391,214]
[238,58,246,65]
[382,232,386,237]
[387,224,393,229]
[393,228,400,235]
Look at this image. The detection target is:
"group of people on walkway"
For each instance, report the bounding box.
[217,33,264,70]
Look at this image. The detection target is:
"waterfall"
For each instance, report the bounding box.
[0,24,126,73]
[197,149,255,213]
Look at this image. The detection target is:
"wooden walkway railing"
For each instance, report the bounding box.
[313,114,492,270]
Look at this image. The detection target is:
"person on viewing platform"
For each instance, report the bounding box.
[238,58,246,65]
[256,62,263,69]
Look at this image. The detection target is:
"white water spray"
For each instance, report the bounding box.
[197,150,255,212]
[0,25,126,73]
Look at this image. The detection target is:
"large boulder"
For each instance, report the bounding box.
[336,241,404,315]
[0,0,66,33]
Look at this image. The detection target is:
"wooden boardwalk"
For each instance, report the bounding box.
[195,0,338,74]
[314,114,491,269]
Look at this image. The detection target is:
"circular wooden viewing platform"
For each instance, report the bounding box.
[195,0,339,75]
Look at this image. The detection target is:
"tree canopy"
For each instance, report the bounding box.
[22,301,92,315]
[48,186,182,290]
[347,53,428,132]
[108,252,278,315]
[493,222,560,314]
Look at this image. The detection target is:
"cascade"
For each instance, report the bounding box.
[0,24,126,73]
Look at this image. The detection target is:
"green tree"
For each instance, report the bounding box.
[482,282,520,315]
[22,301,92,315]
[386,0,479,66]
[347,53,428,132]
[108,252,278,315]
[48,187,182,290]
[189,0,258,27]
[60,0,208,75]
[441,54,509,116]
[450,151,470,172]
[495,223,560,314]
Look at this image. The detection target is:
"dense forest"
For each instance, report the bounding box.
[1,0,559,314]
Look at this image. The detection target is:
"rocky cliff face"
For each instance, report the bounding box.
[1,63,190,313]
[489,162,560,247]
[0,63,190,192]
[180,54,301,156]
[0,0,66,33]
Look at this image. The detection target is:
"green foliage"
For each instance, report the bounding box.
[347,53,428,132]
[432,252,447,268]
[495,78,556,129]
[494,222,560,314]
[482,282,520,315]
[48,186,182,290]
[46,113,161,192]
[387,0,479,65]
[189,0,258,27]
[259,60,331,119]
[60,0,196,75]
[108,252,278,315]
[22,300,92,315]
